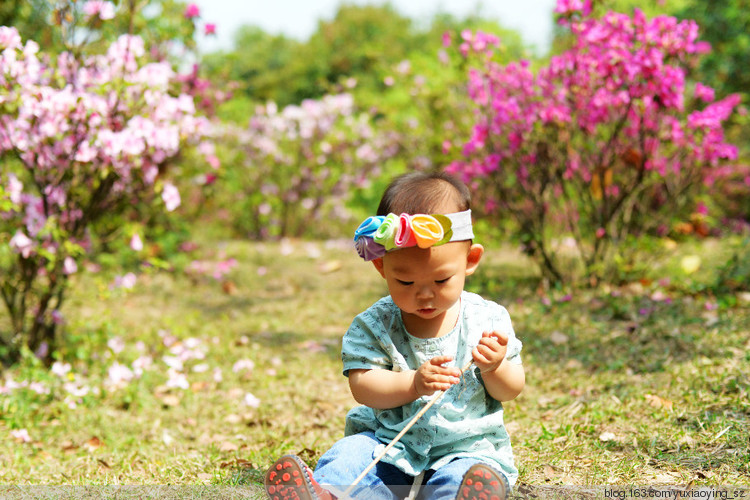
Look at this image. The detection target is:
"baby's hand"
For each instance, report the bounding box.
[472,331,509,374]
[413,355,461,397]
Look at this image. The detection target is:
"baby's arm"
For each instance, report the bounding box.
[348,356,462,410]
[473,331,525,402]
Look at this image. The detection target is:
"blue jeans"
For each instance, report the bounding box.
[313,431,508,500]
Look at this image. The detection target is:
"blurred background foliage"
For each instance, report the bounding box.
[2,0,748,288]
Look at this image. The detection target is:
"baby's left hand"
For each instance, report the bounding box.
[472,331,509,374]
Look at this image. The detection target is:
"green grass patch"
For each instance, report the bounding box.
[1,237,748,490]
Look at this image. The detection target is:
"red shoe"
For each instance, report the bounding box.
[456,464,508,500]
[264,454,334,500]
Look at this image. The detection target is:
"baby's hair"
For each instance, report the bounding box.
[376,172,471,216]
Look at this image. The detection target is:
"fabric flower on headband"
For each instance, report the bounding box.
[353,210,474,261]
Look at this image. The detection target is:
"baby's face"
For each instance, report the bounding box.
[377,241,477,333]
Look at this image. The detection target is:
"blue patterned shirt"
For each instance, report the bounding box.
[341,291,523,485]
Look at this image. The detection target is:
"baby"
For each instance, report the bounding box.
[265,172,525,500]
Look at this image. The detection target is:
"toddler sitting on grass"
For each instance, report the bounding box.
[265,172,525,500]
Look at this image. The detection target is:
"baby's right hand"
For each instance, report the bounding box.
[413,355,461,397]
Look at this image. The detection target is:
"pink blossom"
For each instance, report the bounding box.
[11,429,32,443]
[29,382,49,395]
[130,233,143,251]
[243,392,261,408]
[6,174,23,204]
[162,355,183,371]
[0,26,23,50]
[161,183,181,211]
[9,231,34,258]
[192,363,209,373]
[442,31,452,47]
[694,82,715,102]
[107,362,135,388]
[62,256,78,275]
[204,23,217,36]
[63,382,90,397]
[113,272,137,289]
[232,359,255,373]
[555,0,592,17]
[107,336,125,354]
[184,3,200,18]
[132,355,153,376]
[51,361,71,377]
[83,1,116,20]
[51,310,65,324]
[166,368,189,390]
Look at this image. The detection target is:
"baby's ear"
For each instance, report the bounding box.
[465,244,484,276]
[371,257,386,278]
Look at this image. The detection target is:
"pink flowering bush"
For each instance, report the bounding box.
[0,27,207,364]
[219,94,400,239]
[446,4,740,284]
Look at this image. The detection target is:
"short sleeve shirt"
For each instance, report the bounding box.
[341,291,522,485]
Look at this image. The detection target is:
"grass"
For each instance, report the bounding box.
[0,235,748,496]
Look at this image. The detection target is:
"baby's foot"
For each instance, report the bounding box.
[264,454,333,500]
[456,463,508,500]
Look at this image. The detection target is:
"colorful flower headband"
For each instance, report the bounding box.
[354,209,474,261]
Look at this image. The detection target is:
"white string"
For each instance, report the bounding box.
[338,359,475,500]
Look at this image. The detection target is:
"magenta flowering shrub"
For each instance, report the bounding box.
[446,5,741,284]
[220,94,400,239]
[0,26,207,363]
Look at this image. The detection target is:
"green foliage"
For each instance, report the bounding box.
[676,0,750,101]
[309,4,415,95]
[1,0,198,60]
[0,0,54,48]
[200,27,309,109]
[713,237,750,294]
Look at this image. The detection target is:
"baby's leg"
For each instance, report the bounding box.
[314,431,412,500]
[422,459,509,500]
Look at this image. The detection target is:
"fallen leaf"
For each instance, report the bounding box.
[680,255,701,274]
[220,441,238,452]
[543,464,560,481]
[645,393,673,410]
[679,434,696,448]
[227,388,244,399]
[318,260,342,274]
[565,359,582,370]
[224,414,242,424]
[191,381,210,392]
[219,458,255,469]
[84,436,103,452]
[549,331,568,345]
[222,280,237,295]
[702,313,719,328]
[60,440,78,452]
[159,394,181,407]
[662,238,678,250]
[97,458,111,469]
[599,432,616,442]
